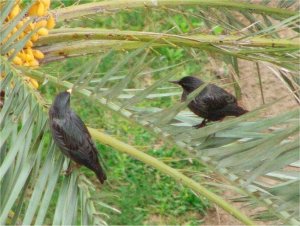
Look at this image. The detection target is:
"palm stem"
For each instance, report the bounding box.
[88,127,255,225]
[37,28,300,48]
[51,0,296,22]
[36,29,299,66]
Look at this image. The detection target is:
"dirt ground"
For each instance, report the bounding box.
[203,207,243,226]
[201,58,299,226]
[238,60,298,115]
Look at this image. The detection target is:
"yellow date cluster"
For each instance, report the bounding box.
[2,0,56,89]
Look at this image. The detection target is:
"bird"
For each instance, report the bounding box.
[49,89,106,184]
[170,76,248,128]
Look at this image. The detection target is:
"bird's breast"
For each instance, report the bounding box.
[52,117,67,128]
[181,91,209,119]
[188,101,209,118]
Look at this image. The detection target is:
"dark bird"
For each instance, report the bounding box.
[170,76,248,128]
[49,89,106,184]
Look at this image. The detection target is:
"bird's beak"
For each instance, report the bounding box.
[169,80,179,84]
[67,88,72,94]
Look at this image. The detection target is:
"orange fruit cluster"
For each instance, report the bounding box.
[2,0,55,89]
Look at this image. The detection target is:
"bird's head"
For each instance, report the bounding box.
[51,89,72,117]
[170,76,203,92]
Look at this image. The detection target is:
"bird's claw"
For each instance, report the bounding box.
[63,163,80,176]
[63,166,73,176]
[193,119,208,129]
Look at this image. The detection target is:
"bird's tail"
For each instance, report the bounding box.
[233,105,248,116]
[221,104,248,117]
[94,164,107,184]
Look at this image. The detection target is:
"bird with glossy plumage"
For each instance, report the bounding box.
[170,76,248,128]
[49,89,106,184]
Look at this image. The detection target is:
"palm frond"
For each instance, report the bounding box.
[0,59,114,225]
[27,48,299,223]
[2,0,299,224]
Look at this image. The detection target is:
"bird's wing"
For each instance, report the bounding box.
[50,111,99,167]
[197,84,237,111]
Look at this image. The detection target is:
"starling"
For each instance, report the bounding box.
[49,89,106,184]
[170,76,248,128]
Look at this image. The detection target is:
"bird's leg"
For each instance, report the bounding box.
[65,162,81,176]
[193,119,208,129]
[0,90,5,109]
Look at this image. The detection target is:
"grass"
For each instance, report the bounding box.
[98,143,209,225]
